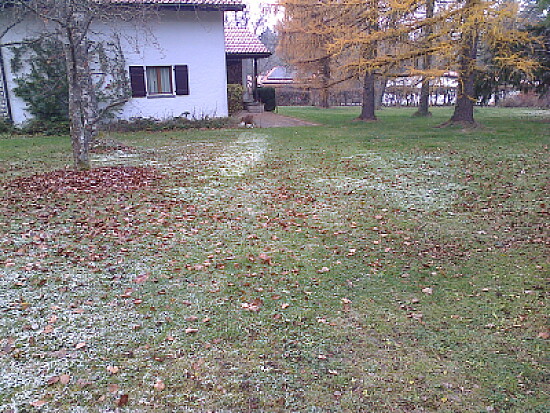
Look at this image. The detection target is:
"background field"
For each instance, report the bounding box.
[1,107,548,412]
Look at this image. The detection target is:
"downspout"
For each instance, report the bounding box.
[0,46,13,123]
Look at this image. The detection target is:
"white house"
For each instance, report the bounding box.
[0,0,253,125]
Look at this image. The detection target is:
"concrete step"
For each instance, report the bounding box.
[245,102,264,113]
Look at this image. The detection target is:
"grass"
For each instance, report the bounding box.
[0,106,548,412]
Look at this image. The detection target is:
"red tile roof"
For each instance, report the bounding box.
[111,0,244,11]
[225,27,271,57]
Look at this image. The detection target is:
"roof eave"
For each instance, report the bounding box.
[154,4,244,11]
[227,52,272,59]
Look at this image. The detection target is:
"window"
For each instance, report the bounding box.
[129,65,189,98]
[146,66,172,95]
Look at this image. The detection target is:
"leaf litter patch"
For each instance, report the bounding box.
[3,166,163,195]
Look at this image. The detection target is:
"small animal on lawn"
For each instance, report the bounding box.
[240,115,255,128]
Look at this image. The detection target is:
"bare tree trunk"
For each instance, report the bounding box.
[375,76,387,109]
[319,56,330,108]
[448,0,478,125]
[358,71,377,121]
[64,23,94,170]
[414,0,434,117]
[450,35,477,124]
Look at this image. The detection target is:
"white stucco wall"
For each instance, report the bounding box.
[0,11,49,125]
[0,8,229,125]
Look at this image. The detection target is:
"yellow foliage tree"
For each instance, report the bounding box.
[277,0,337,108]
[277,0,538,123]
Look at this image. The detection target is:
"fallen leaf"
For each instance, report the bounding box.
[107,365,120,375]
[185,328,199,334]
[59,374,71,385]
[43,324,54,334]
[422,287,433,295]
[47,376,60,386]
[30,400,47,407]
[538,331,549,340]
[153,379,166,391]
[75,342,86,350]
[117,394,129,407]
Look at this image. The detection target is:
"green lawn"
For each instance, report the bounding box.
[0,107,548,412]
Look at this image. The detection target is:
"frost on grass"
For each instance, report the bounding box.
[167,132,269,203]
[320,152,463,212]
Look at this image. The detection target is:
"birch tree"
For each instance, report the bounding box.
[1,0,145,170]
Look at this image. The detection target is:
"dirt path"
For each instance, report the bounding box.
[234,111,319,128]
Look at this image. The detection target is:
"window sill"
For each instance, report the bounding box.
[147,94,176,99]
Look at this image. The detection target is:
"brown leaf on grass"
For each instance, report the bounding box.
[258,253,273,265]
[43,324,54,334]
[59,374,71,385]
[5,166,162,195]
[185,328,199,334]
[107,366,120,375]
[241,298,263,312]
[538,331,549,339]
[75,342,86,350]
[341,298,352,312]
[153,379,166,391]
[422,287,433,295]
[133,274,149,284]
[117,394,129,407]
[30,400,47,407]
[47,376,60,386]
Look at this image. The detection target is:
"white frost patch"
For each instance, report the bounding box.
[322,151,462,211]
[0,260,168,411]
[215,133,268,177]
[91,150,141,166]
[167,133,269,201]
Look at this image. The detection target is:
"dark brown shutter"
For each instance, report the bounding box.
[174,65,189,95]
[129,66,146,97]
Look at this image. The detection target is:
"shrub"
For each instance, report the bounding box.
[0,119,16,135]
[103,115,235,133]
[255,87,277,111]
[227,84,245,115]
[19,119,70,136]
[499,92,550,108]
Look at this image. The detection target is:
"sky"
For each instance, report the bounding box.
[242,0,282,29]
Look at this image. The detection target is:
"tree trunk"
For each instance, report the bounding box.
[319,56,330,108]
[375,76,387,109]
[64,25,94,170]
[448,0,478,125]
[414,0,434,117]
[358,71,377,121]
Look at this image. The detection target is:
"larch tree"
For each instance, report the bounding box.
[441,0,538,125]
[0,0,149,170]
[413,0,435,117]
[326,0,430,121]
[277,0,337,108]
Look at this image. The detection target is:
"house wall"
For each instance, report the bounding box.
[0,8,229,125]
[0,12,49,125]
